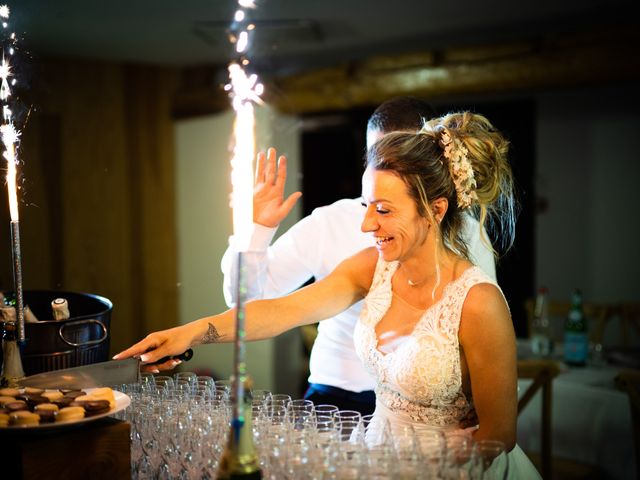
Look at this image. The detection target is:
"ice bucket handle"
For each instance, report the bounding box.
[59,319,108,347]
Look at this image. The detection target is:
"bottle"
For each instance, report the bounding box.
[564,289,588,366]
[1,305,25,384]
[51,298,70,321]
[24,305,40,323]
[530,287,552,357]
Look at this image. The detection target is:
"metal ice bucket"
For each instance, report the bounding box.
[2,290,113,376]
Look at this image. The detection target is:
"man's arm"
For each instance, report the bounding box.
[221,148,305,306]
[221,216,324,305]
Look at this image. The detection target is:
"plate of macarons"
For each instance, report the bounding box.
[0,386,130,429]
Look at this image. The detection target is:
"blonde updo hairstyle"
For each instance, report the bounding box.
[366,111,516,260]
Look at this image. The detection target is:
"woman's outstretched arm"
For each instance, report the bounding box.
[114,247,377,371]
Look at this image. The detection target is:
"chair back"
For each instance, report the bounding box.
[517,359,561,480]
[615,369,640,480]
[617,304,640,347]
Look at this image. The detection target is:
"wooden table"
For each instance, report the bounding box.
[1,417,130,480]
[517,362,634,479]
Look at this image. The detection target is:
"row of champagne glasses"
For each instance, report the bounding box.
[251,398,508,479]
[111,374,509,479]
[112,373,231,479]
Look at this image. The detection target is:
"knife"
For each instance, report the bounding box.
[154,348,194,365]
[17,349,194,389]
[18,358,141,390]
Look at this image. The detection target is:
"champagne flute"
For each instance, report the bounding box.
[473,439,509,480]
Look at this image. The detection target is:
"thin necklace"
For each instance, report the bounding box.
[401,264,428,287]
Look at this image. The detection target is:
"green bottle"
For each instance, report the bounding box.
[564,289,588,366]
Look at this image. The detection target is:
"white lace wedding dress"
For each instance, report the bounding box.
[353,258,541,479]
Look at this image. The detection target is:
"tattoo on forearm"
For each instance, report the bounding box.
[202,322,224,344]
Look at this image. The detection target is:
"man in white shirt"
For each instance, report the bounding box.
[221,97,496,414]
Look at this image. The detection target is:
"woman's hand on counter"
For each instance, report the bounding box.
[113,323,199,373]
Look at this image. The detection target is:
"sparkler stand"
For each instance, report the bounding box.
[218,252,262,479]
[1,220,25,384]
[10,220,25,344]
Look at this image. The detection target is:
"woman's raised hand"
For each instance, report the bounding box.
[253,147,302,228]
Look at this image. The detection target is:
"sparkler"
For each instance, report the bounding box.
[0,4,25,382]
[219,0,263,478]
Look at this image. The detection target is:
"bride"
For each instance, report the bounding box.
[115,111,540,478]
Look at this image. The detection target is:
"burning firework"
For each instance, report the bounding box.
[0,4,25,382]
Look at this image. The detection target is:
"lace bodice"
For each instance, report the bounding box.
[354,258,498,427]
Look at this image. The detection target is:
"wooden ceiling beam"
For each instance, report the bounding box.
[268,26,640,114]
[173,26,640,117]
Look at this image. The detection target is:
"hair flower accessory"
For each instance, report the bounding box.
[440,128,478,209]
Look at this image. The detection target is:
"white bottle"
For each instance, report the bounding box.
[530,287,553,357]
[51,298,70,321]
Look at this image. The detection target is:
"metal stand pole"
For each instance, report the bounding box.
[10,220,25,344]
[218,252,261,479]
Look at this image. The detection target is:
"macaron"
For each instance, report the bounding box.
[17,394,48,409]
[5,400,28,412]
[62,390,86,400]
[0,387,20,397]
[56,406,85,423]
[0,396,16,407]
[41,390,64,402]
[53,396,74,408]
[23,387,45,396]
[34,403,59,413]
[10,410,40,426]
[84,388,116,409]
[36,409,56,424]
[71,399,111,417]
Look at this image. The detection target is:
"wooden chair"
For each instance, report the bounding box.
[617,303,640,347]
[517,359,561,480]
[615,369,640,480]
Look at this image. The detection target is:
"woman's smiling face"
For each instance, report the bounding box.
[360,166,430,262]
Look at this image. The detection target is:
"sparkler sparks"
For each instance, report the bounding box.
[0,56,11,97]
[1,122,19,220]
[1,5,20,221]
[227,0,263,252]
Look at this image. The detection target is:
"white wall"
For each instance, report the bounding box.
[536,85,640,304]
[175,106,302,392]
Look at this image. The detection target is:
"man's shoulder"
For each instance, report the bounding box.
[461,212,482,240]
[314,197,362,212]
[461,211,480,228]
[298,198,369,252]
[310,198,363,221]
